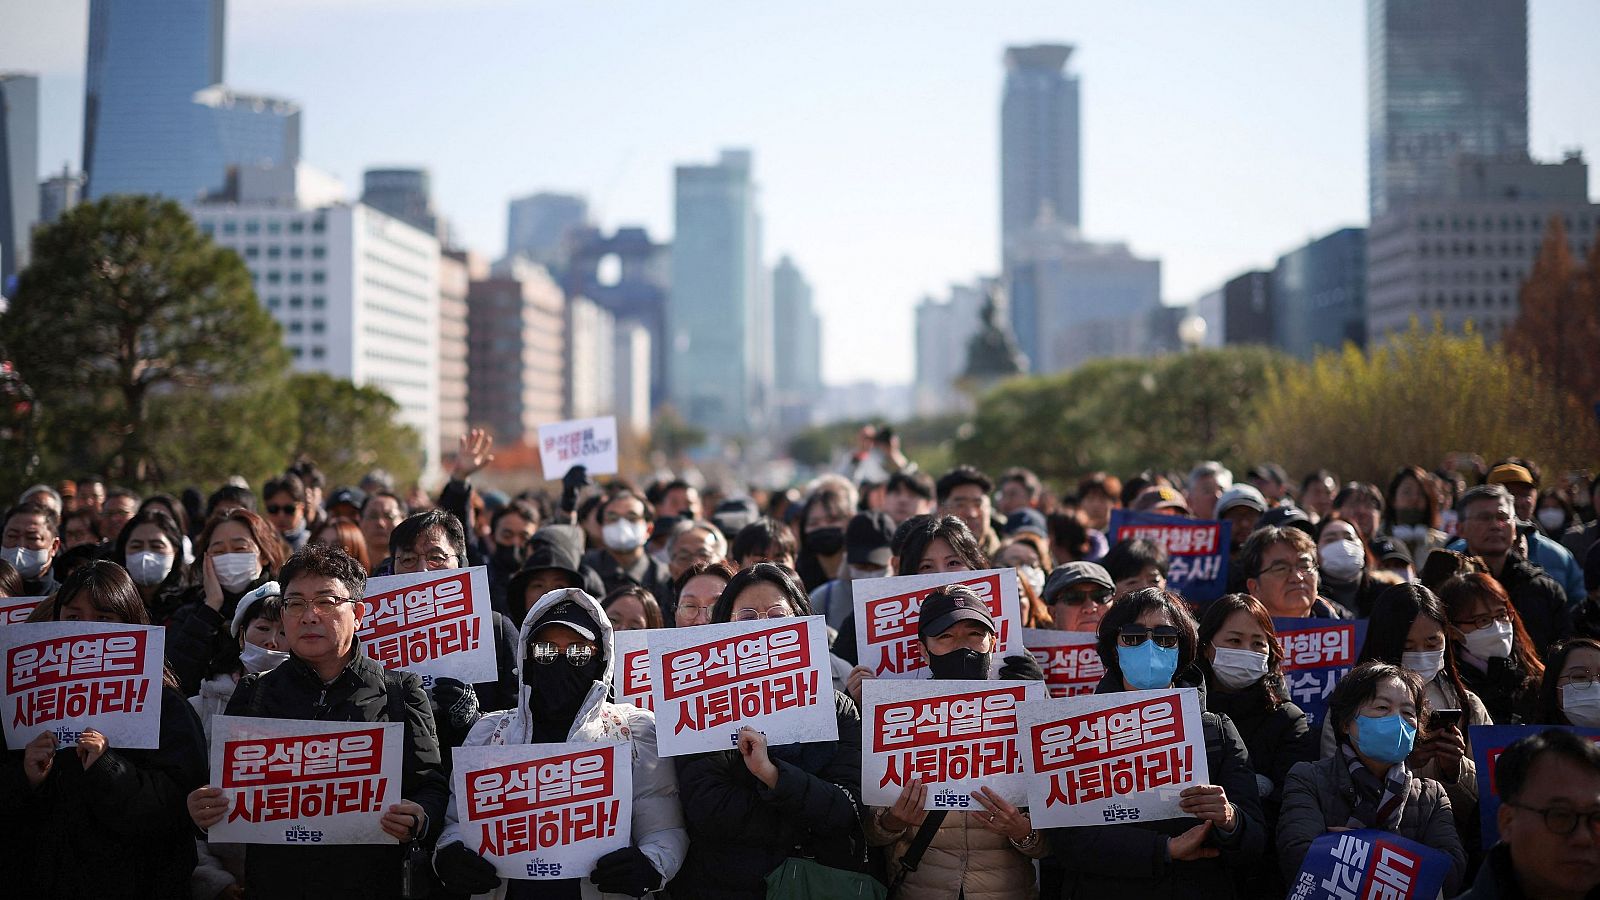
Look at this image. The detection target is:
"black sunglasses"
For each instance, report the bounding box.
[1118,625,1180,649]
[1053,587,1113,607]
[265,504,298,515]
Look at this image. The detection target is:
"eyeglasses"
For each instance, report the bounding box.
[394,552,457,570]
[529,642,597,666]
[1508,803,1600,837]
[283,597,355,617]
[1118,625,1180,649]
[1258,558,1317,580]
[1559,671,1600,687]
[1054,588,1113,608]
[1464,511,1514,525]
[677,604,714,623]
[1452,607,1512,631]
[733,604,792,622]
[265,504,299,516]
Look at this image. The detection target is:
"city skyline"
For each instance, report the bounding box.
[3,0,1596,385]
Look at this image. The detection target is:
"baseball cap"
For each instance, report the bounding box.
[1042,562,1115,602]
[231,581,282,637]
[1486,463,1536,488]
[1370,536,1414,567]
[328,487,366,512]
[1130,486,1190,514]
[917,586,995,640]
[530,594,600,642]
[846,511,896,566]
[1259,504,1313,536]
[1004,507,1048,539]
[1216,484,1268,517]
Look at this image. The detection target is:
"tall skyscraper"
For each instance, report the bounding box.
[84,0,300,201]
[1271,227,1367,359]
[0,72,40,288]
[913,278,991,418]
[1001,44,1080,255]
[771,255,822,431]
[669,149,767,435]
[1368,0,1528,218]
[505,192,588,270]
[39,166,85,226]
[466,258,566,446]
[362,168,438,237]
[563,225,670,410]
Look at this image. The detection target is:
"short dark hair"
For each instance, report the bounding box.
[105,486,141,506]
[390,509,468,562]
[673,559,737,596]
[714,562,812,623]
[1197,593,1288,706]
[4,501,60,539]
[998,467,1042,498]
[1327,661,1427,748]
[1540,638,1600,725]
[207,485,257,515]
[936,466,993,503]
[887,471,935,501]
[491,499,543,532]
[1076,471,1122,504]
[731,518,797,563]
[1333,481,1385,513]
[1101,538,1170,583]
[896,515,988,576]
[1047,512,1091,561]
[1300,468,1338,494]
[1095,588,1200,682]
[288,455,326,490]
[263,473,306,503]
[601,488,655,521]
[602,584,664,630]
[280,542,368,604]
[1458,483,1513,515]
[52,559,148,625]
[1496,728,1600,806]
[1237,526,1315,581]
[362,491,410,518]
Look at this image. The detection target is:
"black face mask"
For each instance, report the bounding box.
[806,527,845,557]
[524,652,605,725]
[492,543,528,571]
[925,647,992,680]
[1394,509,1429,527]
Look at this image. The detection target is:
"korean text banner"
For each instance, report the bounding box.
[647,615,837,757]
[611,628,659,711]
[862,678,1045,811]
[357,567,497,686]
[0,594,44,625]
[1019,687,1209,828]
[1470,724,1600,849]
[1023,628,1103,698]
[1,621,165,749]
[537,416,619,481]
[208,715,404,845]
[1107,511,1231,603]
[1274,617,1367,733]
[452,741,633,880]
[852,568,1025,679]
[1288,829,1450,900]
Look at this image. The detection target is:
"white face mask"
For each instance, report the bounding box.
[126,551,175,586]
[1537,508,1567,532]
[602,520,648,553]
[1210,647,1269,691]
[2,545,51,579]
[1460,618,1515,660]
[1318,539,1364,580]
[1563,682,1600,728]
[1018,565,1046,597]
[1391,524,1428,542]
[213,551,262,593]
[1401,649,1445,683]
[240,641,291,675]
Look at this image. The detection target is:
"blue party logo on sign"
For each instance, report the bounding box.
[1289,829,1449,900]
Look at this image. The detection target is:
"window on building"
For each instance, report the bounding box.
[289,271,304,284]
[311,216,326,234]
[266,271,282,284]
[289,321,303,334]
[311,321,325,335]
[312,271,326,284]
[268,221,282,235]
[311,346,325,360]
[245,221,260,235]
[289,295,304,309]
[244,246,260,259]
[267,246,282,259]
[289,246,304,259]
[200,223,215,236]
[312,246,326,259]
[266,296,281,309]
[222,221,238,236]
[311,295,326,309]
[289,220,305,234]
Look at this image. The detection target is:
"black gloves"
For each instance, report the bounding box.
[433,841,501,895]
[431,677,481,749]
[590,846,662,897]
[561,465,593,513]
[998,653,1045,682]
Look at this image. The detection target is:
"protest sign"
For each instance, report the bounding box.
[647,616,836,757]
[1470,724,1600,849]
[451,742,633,880]
[1107,511,1231,603]
[1018,687,1208,828]
[1287,829,1451,900]
[208,716,404,845]
[852,568,1025,679]
[357,567,496,687]
[537,416,619,481]
[0,594,44,625]
[612,628,657,711]
[861,679,1045,810]
[1023,628,1103,698]
[1,621,165,748]
[1275,617,1366,732]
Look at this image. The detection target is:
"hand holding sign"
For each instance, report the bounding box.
[1178,784,1234,831]
[189,785,227,830]
[1169,821,1218,861]
[737,727,779,788]
[880,778,929,832]
[971,786,1032,842]
[23,731,55,785]
[76,727,108,770]
[380,799,427,841]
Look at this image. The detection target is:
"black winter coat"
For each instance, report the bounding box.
[1497,553,1572,657]
[165,573,276,696]
[670,691,866,900]
[224,646,449,899]
[6,684,208,897]
[1456,653,1541,724]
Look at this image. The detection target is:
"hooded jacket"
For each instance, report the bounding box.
[503,526,606,621]
[437,588,689,900]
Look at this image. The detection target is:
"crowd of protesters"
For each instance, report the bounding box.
[5,429,1600,899]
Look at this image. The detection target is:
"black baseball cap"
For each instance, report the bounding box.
[530,594,600,642]
[1004,508,1048,539]
[846,511,896,566]
[1042,561,1114,602]
[917,585,995,640]
[1371,536,1414,567]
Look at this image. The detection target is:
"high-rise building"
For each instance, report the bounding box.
[39,166,85,226]
[913,278,991,417]
[1001,44,1080,254]
[84,0,300,202]
[1368,0,1529,218]
[466,258,566,446]
[563,225,670,410]
[669,149,767,435]
[1222,271,1275,346]
[438,249,479,460]
[505,192,588,271]
[613,320,652,436]
[566,295,615,421]
[363,168,439,237]
[1272,228,1368,359]
[771,256,823,432]
[0,72,40,288]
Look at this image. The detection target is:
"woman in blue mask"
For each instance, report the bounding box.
[1048,587,1266,899]
[1278,661,1466,893]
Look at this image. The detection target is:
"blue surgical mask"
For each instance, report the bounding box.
[1354,713,1416,764]
[1117,640,1179,691]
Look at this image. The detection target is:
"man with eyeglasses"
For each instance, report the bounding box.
[1458,728,1600,899]
[185,542,449,898]
[1458,484,1572,656]
[432,588,688,898]
[583,489,675,616]
[1042,561,1116,634]
[1239,526,1352,619]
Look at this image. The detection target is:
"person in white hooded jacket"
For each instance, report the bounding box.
[432,587,688,899]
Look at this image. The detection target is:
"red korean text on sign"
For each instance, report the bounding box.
[469,746,623,858]
[872,684,1027,791]
[221,727,388,825]
[359,571,480,670]
[7,631,152,726]
[1032,696,1193,808]
[1278,624,1357,671]
[1115,524,1221,557]
[663,620,817,735]
[1028,645,1103,699]
[620,648,653,710]
[864,572,1007,676]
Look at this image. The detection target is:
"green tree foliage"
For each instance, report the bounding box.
[285,373,422,489]
[0,196,288,485]
[1246,322,1600,484]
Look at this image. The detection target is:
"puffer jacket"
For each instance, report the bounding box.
[1277,755,1465,894]
[165,572,275,696]
[864,801,1046,900]
[436,588,689,900]
[1318,675,1488,813]
[188,672,237,743]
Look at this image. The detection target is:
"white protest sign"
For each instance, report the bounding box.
[0,595,45,625]
[1022,628,1103,698]
[612,629,658,711]
[537,416,619,481]
[451,741,633,880]
[1019,687,1209,828]
[861,678,1045,811]
[852,568,1025,679]
[1,621,165,748]
[647,615,837,757]
[208,715,404,845]
[357,567,497,687]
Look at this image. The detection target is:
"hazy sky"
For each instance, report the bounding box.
[4,1,1597,384]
